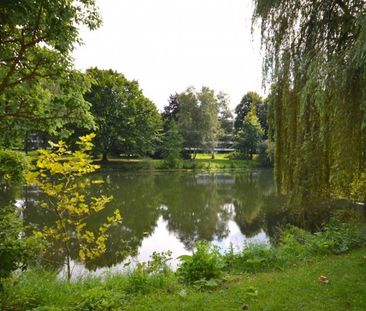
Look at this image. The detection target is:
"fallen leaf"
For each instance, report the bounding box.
[319,275,329,284]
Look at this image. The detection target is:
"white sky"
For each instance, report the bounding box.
[73,0,263,111]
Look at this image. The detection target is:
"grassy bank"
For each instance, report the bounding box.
[1,222,365,310]
[1,248,365,310]
[96,153,258,171]
[26,151,260,171]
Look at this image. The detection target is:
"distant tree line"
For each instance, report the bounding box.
[160,88,270,168]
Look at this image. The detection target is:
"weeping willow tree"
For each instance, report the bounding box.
[253,0,366,206]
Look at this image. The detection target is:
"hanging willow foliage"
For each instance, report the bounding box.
[253,0,366,205]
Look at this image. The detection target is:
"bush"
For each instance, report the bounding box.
[0,206,42,283]
[177,241,224,284]
[0,149,29,187]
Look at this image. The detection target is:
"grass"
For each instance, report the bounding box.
[194,153,233,160]
[125,248,366,311]
[1,248,365,310]
[1,222,365,310]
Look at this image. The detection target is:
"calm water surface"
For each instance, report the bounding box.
[14,169,362,277]
[18,170,277,274]
[0,170,366,276]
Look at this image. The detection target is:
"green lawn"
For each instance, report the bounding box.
[125,248,366,311]
[195,153,232,160]
[95,153,257,171]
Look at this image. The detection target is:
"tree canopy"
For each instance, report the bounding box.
[234,104,263,160]
[235,91,268,138]
[162,120,183,168]
[253,0,366,205]
[0,0,100,140]
[234,92,262,131]
[162,93,180,128]
[173,87,225,156]
[84,68,162,160]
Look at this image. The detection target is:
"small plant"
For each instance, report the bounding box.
[125,251,173,294]
[26,134,122,280]
[177,241,224,284]
[125,264,150,294]
[223,243,276,273]
[75,287,123,311]
[146,251,172,274]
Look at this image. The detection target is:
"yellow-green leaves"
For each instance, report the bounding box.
[27,134,122,279]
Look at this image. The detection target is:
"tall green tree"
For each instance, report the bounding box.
[162,93,180,129]
[253,0,366,205]
[176,88,202,157]
[218,92,234,135]
[197,87,223,155]
[162,120,183,168]
[85,68,162,161]
[176,87,224,157]
[234,105,264,159]
[218,93,234,149]
[234,92,262,132]
[0,1,100,139]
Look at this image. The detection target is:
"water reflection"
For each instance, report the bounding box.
[2,169,363,274]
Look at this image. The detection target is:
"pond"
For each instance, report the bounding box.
[9,169,365,277]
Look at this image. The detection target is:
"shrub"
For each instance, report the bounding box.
[177,241,224,284]
[0,206,42,284]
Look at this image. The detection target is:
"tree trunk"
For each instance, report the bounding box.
[66,255,71,281]
[102,150,108,162]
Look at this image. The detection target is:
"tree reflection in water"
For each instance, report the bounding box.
[12,169,363,272]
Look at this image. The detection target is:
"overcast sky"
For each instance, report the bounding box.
[73,0,263,111]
